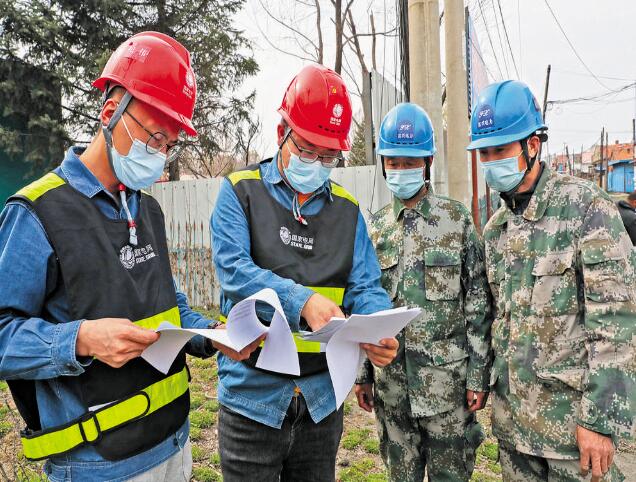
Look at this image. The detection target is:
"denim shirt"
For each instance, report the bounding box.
[211,156,391,429]
[0,147,213,481]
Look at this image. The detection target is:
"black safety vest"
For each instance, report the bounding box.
[6,172,189,461]
[226,160,358,376]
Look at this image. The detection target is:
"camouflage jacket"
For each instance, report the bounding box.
[485,166,636,459]
[358,191,493,417]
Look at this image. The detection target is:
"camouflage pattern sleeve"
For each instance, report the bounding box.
[461,210,494,393]
[577,194,636,439]
[356,356,374,384]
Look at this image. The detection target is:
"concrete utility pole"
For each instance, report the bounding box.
[408,0,447,195]
[444,0,470,206]
[599,127,604,188]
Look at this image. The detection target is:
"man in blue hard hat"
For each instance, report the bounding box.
[355,102,493,481]
[467,80,636,481]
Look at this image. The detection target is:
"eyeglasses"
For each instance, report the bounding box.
[286,133,343,168]
[124,111,183,165]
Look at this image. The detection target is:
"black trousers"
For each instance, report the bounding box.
[218,394,344,482]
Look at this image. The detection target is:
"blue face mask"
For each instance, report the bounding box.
[283,147,332,194]
[480,153,525,193]
[385,168,425,199]
[110,117,167,191]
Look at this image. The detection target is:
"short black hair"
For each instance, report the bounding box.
[628,191,636,202]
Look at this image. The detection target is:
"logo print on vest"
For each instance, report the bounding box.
[279,226,291,245]
[280,226,314,251]
[120,245,136,269]
[119,244,157,270]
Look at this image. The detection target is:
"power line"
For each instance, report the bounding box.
[552,68,636,82]
[489,0,510,77]
[543,0,619,92]
[497,0,519,78]
[476,0,504,79]
[548,81,636,105]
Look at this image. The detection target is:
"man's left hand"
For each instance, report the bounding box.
[361,338,398,367]
[466,390,488,412]
[576,425,615,482]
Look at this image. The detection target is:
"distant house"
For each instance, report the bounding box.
[606,141,635,193]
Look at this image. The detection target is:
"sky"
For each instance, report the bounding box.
[232,0,636,158]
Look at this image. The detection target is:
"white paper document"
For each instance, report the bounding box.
[141,289,420,409]
[322,307,421,408]
[141,288,300,376]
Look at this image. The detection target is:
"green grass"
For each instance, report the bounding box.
[363,438,380,454]
[190,393,205,409]
[471,472,501,482]
[0,381,8,392]
[477,441,499,461]
[342,428,373,450]
[209,452,221,466]
[190,410,216,429]
[190,426,203,441]
[203,400,220,412]
[192,444,206,462]
[339,458,387,482]
[192,466,222,482]
[0,420,12,437]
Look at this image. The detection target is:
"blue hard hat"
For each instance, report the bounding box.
[467,80,547,150]
[377,102,436,157]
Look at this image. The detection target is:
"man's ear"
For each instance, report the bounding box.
[528,135,541,159]
[277,124,286,146]
[100,98,119,127]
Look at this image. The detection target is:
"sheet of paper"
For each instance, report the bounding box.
[300,317,347,343]
[141,288,299,376]
[326,307,421,408]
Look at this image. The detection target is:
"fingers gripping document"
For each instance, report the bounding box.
[141,288,300,376]
[141,289,421,409]
[301,307,421,408]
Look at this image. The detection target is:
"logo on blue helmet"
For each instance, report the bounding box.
[477,104,494,130]
[397,120,414,140]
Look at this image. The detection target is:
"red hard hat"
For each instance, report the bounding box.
[278,64,352,151]
[93,31,197,136]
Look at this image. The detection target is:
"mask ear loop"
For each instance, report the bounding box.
[101,87,138,246]
[279,129,308,225]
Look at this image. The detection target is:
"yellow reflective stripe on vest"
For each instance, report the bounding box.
[15,172,66,202]
[330,182,358,206]
[134,306,181,330]
[228,169,261,185]
[306,286,345,305]
[21,367,189,461]
[292,333,322,353]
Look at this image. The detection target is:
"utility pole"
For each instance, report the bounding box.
[444,0,470,206]
[408,0,447,194]
[599,127,604,188]
[604,130,609,191]
[538,64,551,162]
[565,144,571,175]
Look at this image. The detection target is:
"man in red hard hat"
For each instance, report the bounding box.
[211,64,399,481]
[0,32,260,481]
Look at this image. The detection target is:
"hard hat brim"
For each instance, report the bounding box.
[466,126,545,151]
[377,146,436,157]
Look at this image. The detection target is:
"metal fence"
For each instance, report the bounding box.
[150,165,391,308]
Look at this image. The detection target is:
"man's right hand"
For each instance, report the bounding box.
[355,383,374,412]
[76,318,160,368]
[212,324,266,361]
[301,293,345,332]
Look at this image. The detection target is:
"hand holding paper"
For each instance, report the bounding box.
[141,288,300,376]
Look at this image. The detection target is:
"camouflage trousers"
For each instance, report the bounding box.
[374,399,484,482]
[499,441,625,482]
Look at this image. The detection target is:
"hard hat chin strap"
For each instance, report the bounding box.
[102,90,133,181]
[424,157,432,186]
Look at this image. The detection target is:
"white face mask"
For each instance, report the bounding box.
[110,117,167,191]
